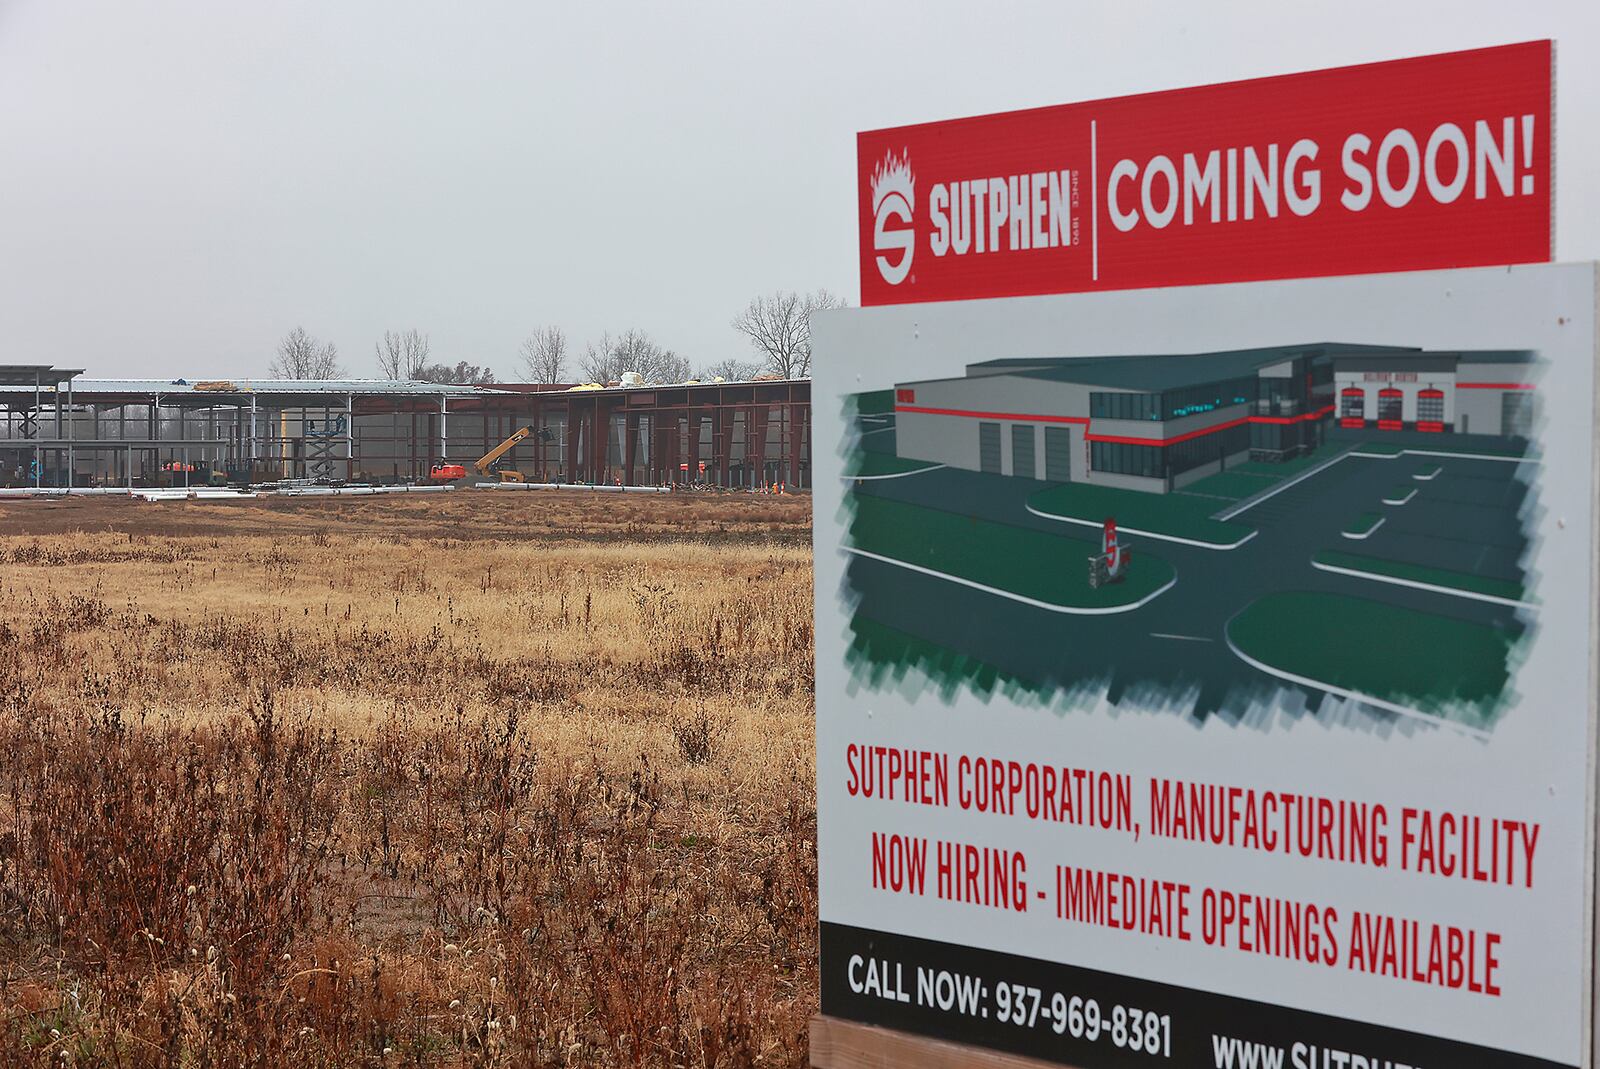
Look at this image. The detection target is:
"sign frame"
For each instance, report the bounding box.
[811,261,1599,1069]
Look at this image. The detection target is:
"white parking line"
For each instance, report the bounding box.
[1223,628,1491,740]
[1341,516,1385,540]
[842,463,947,482]
[1311,558,1537,611]
[1215,447,1362,521]
[1414,466,1442,481]
[1405,448,1541,464]
[1025,500,1257,551]
[1150,632,1212,642]
[1219,444,1538,521]
[842,546,1177,615]
[1382,488,1417,505]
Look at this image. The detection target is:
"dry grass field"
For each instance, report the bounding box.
[0,491,815,1067]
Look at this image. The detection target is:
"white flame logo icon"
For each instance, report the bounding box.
[870,149,915,286]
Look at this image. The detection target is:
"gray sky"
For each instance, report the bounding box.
[2,1,1596,380]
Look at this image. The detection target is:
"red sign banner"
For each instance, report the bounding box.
[857,41,1552,306]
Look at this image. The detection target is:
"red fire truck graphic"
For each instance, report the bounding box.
[1087,518,1130,588]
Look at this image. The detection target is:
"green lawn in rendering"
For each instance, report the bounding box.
[849,495,1174,610]
[843,453,943,479]
[848,615,1032,701]
[852,389,896,416]
[1382,485,1416,505]
[1350,439,1530,461]
[1343,512,1382,537]
[1314,550,1526,602]
[1029,481,1254,547]
[1228,591,1514,722]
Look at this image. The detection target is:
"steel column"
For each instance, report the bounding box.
[33,371,40,488]
[624,411,639,486]
[747,403,769,488]
[715,406,734,487]
[564,400,580,481]
[65,377,73,489]
[589,399,610,484]
[788,402,806,489]
[686,409,703,484]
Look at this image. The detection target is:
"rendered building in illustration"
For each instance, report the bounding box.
[892,344,1534,494]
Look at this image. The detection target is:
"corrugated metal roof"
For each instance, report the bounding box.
[949,345,1536,392]
[0,365,84,387]
[552,376,808,394]
[0,378,499,396]
[964,345,1413,391]
[0,375,812,403]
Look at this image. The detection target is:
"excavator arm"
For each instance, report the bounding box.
[474,426,533,477]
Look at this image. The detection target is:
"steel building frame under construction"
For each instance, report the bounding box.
[0,367,811,491]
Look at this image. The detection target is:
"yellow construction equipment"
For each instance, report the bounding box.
[475,426,533,481]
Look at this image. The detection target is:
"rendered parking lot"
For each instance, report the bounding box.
[840,396,1536,733]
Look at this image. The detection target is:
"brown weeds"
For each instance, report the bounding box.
[0,494,816,1067]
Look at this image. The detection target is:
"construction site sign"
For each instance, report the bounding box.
[813,260,1598,1069]
[857,41,1552,306]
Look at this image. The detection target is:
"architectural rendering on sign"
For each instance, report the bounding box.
[816,263,1595,1069]
[892,344,1534,494]
[837,334,1543,730]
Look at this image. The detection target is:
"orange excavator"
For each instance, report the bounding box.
[425,426,535,484]
[474,426,534,481]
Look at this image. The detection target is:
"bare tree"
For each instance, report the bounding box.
[730,288,846,378]
[375,329,431,379]
[412,361,497,386]
[518,327,569,384]
[578,332,621,383]
[697,357,763,381]
[270,326,344,378]
[579,329,690,384]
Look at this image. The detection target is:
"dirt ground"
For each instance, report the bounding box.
[0,488,813,545]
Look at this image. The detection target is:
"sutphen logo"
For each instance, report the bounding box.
[930,169,1076,256]
[871,149,915,285]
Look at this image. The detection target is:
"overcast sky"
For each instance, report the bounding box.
[1,1,1596,381]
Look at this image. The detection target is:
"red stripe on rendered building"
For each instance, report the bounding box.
[1085,416,1250,447]
[895,403,1334,447]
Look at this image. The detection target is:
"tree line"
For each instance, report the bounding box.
[267,288,844,385]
